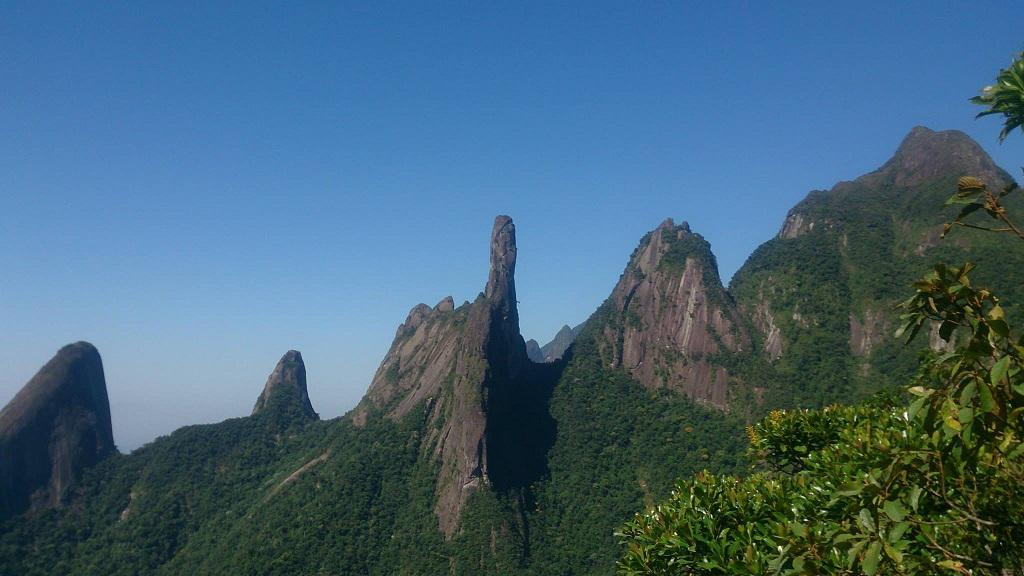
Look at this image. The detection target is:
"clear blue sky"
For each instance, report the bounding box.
[2,2,1022,450]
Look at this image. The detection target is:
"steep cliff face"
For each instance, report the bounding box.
[731,126,1023,405]
[354,215,547,537]
[252,350,318,420]
[591,219,749,408]
[0,342,116,518]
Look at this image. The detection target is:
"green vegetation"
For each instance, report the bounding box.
[0,406,450,575]
[526,313,748,575]
[0,300,752,575]
[618,53,1024,575]
[618,262,1024,574]
[729,140,1024,411]
[972,51,1024,142]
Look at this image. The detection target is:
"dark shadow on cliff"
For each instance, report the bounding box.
[484,341,566,494]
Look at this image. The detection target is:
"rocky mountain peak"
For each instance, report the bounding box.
[657,217,690,233]
[485,215,519,326]
[252,350,318,420]
[525,339,545,363]
[777,127,1011,241]
[864,126,1007,188]
[0,342,115,518]
[539,323,584,362]
[355,215,542,537]
[435,296,455,312]
[595,220,749,407]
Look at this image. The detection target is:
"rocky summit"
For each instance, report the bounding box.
[539,323,584,362]
[252,350,318,420]
[591,218,749,408]
[731,125,1023,407]
[0,342,115,518]
[354,215,550,536]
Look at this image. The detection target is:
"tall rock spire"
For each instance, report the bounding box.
[252,350,318,420]
[485,215,519,327]
[0,342,116,518]
[354,215,539,537]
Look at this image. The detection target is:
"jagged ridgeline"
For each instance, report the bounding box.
[730,127,1024,408]
[1,127,1021,575]
[0,216,746,575]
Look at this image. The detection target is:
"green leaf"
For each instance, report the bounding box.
[863,541,882,575]
[847,539,867,570]
[979,380,996,414]
[908,396,929,421]
[883,540,903,564]
[959,381,977,406]
[990,318,1010,337]
[834,482,863,497]
[992,356,1011,387]
[883,500,907,523]
[888,521,910,543]
[858,508,875,533]
[938,559,964,571]
[909,486,923,513]
[944,414,962,432]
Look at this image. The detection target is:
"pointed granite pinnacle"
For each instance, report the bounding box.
[485,215,518,324]
[252,350,318,420]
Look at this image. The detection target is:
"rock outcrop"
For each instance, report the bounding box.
[860,126,1008,190]
[0,342,116,518]
[593,219,749,408]
[252,350,318,420]
[539,323,584,362]
[525,339,545,363]
[354,215,550,537]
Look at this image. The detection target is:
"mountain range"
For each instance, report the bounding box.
[1,127,1021,575]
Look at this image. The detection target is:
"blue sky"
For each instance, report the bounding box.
[2,2,1022,450]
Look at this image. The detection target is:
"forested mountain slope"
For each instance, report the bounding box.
[730,126,1024,408]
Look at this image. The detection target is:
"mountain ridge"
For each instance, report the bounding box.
[3,125,1022,575]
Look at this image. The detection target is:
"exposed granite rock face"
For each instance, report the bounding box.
[525,339,545,363]
[594,219,750,408]
[0,342,115,518]
[751,296,783,361]
[860,126,1008,189]
[539,323,584,362]
[252,350,318,420]
[849,309,889,357]
[355,215,549,537]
